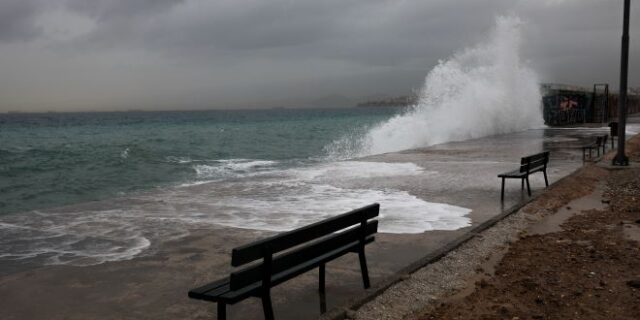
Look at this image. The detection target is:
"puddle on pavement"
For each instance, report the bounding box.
[527,183,608,235]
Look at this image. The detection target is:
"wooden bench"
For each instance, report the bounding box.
[188,203,380,320]
[498,152,550,201]
[582,135,607,160]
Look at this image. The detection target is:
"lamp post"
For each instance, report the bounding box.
[613,0,630,166]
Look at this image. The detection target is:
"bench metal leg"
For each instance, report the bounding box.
[318,263,325,294]
[319,292,327,314]
[358,249,370,289]
[217,302,226,320]
[500,177,505,202]
[525,176,531,196]
[521,178,524,190]
[543,170,549,187]
[261,293,274,320]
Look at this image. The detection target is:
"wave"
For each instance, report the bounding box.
[0,211,153,266]
[326,15,543,158]
[171,160,470,234]
[192,159,279,179]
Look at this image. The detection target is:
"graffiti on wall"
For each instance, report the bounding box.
[559,96,579,111]
[543,93,587,125]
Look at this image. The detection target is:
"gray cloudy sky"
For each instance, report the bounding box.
[0,0,638,112]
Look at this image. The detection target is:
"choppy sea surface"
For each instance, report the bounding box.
[0,108,473,269]
[0,108,398,215]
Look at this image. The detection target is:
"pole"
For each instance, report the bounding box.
[613,0,630,166]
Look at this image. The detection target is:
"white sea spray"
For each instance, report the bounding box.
[327,15,543,157]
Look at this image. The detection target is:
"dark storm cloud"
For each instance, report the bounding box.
[0,0,46,42]
[0,0,638,111]
[65,0,185,20]
[62,0,511,65]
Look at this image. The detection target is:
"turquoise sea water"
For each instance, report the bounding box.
[0,108,401,215]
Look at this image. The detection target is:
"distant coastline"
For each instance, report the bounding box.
[356,95,418,108]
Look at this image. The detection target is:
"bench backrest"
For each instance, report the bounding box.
[519,151,549,173]
[229,203,379,290]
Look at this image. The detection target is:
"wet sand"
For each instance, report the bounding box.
[1,123,638,320]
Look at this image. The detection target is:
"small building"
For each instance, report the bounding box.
[541,83,640,126]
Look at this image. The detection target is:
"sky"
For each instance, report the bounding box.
[0,0,638,112]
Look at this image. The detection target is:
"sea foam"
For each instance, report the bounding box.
[170,161,471,234]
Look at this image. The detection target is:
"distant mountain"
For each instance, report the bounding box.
[356,94,418,107]
[308,94,356,108]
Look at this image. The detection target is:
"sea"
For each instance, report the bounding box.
[0,108,400,216]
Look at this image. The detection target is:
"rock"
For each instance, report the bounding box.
[499,305,510,315]
[521,277,537,290]
[627,279,640,288]
[344,309,358,319]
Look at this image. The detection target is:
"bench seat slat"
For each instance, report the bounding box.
[188,278,230,301]
[231,203,379,266]
[498,165,545,178]
[498,169,526,178]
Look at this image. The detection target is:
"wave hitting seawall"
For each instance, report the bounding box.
[328,16,544,158]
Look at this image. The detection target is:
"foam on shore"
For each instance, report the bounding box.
[0,160,472,266]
